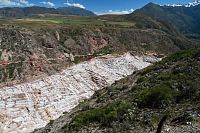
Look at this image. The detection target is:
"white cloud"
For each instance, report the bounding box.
[64,2,85,9]
[0,0,34,7]
[40,1,55,7]
[130,9,134,12]
[96,9,134,15]
[0,0,17,6]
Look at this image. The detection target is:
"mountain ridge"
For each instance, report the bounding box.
[0,6,96,17]
[132,2,200,39]
[163,0,200,7]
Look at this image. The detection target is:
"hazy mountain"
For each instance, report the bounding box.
[57,7,96,16]
[0,6,96,18]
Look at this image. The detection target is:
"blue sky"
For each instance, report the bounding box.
[0,0,195,14]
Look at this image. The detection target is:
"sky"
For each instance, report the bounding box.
[0,0,196,14]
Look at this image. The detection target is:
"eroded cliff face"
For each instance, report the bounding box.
[0,53,160,133]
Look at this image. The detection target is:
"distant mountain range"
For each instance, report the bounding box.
[163,0,200,7]
[132,2,200,39]
[0,6,96,17]
[0,2,200,39]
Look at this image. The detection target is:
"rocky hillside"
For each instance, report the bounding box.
[0,6,199,132]
[0,6,96,18]
[0,18,193,87]
[0,2,199,133]
[36,49,200,133]
[132,2,200,39]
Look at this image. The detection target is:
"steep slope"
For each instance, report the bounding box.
[0,22,192,87]
[37,49,200,133]
[0,6,96,18]
[132,3,200,39]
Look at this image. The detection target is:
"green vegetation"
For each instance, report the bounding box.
[73,56,88,64]
[0,62,23,82]
[93,46,112,56]
[73,46,113,64]
[56,49,200,132]
[134,49,200,108]
[65,101,132,131]
[165,49,200,62]
[0,16,135,30]
[105,21,135,28]
[24,18,103,25]
[136,83,175,108]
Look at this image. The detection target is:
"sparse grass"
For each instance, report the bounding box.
[24,18,63,24]
[39,49,200,132]
[165,49,200,62]
[73,56,88,64]
[134,49,200,108]
[0,62,23,82]
[64,101,132,131]
[136,83,176,108]
[105,21,135,28]
[93,46,112,56]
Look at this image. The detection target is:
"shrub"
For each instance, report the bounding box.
[137,84,175,108]
[68,101,132,131]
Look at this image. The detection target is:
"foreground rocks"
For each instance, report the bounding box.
[0,53,160,133]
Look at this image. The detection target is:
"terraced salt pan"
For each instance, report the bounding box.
[0,53,160,133]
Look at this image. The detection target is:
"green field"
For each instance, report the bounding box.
[0,15,135,30]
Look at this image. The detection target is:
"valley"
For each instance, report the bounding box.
[0,1,199,133]
[0,53,160,132]
[36,50,200,133]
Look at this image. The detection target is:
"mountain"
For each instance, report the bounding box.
[57,7,96,16]
[35,49,200,133]
[131,2,200,39]
[0,6,96,18]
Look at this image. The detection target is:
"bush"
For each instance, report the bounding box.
[68,101,132,131]
[137,84,175,108]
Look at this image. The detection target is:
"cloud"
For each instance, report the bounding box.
[0,0,16,6]
[40,1,55,7]
[96,9,134,15]
[64,2,85,9]
[0,0,34,7]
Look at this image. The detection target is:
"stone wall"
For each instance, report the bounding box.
[0,53,160,133]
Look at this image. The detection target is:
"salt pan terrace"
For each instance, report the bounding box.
[0,53,160,133]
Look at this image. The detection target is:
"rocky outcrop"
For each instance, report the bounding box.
[0,53,160,133]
